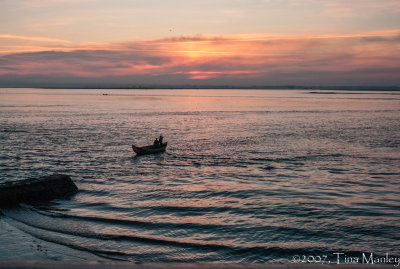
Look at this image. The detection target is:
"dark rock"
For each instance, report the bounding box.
[0,174,78,207]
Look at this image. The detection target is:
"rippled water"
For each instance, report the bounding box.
[1,88,399,263]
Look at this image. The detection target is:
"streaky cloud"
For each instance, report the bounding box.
[0,30,399,86]
[0,34,71,44]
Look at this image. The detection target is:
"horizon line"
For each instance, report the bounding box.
[1,85,399,91]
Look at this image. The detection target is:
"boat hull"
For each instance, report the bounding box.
[132,142,167,155]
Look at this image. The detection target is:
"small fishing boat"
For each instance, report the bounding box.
[132,142,168,155]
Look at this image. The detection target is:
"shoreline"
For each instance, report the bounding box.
[0,260,394,269]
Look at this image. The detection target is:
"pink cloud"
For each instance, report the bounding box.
[0,30,399,85]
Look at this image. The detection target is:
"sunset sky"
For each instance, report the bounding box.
[1,0,399,87]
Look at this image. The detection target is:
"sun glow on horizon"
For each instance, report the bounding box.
[1,0,399,86]
[0,29,399,85]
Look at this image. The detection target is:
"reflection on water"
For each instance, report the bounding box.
[0,88,399,262]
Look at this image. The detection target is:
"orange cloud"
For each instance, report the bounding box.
[0,34,71,44]
[0,30,399,85]
[176,71,259,80]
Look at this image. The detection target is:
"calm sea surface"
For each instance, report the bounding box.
[0,88,399,263]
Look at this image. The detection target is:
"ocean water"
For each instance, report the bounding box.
[0,88,399,263]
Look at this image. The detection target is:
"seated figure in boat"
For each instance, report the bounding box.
[153,138,160,147]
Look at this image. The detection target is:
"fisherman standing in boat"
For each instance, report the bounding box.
[159,135,164,145]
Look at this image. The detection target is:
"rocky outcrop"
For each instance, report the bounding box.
[0,174,78,207]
